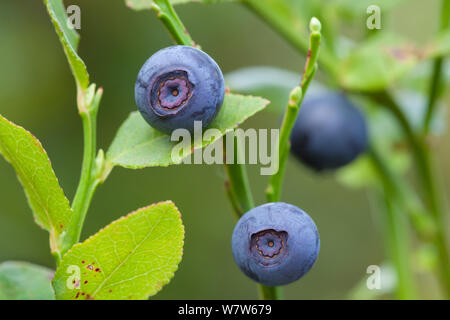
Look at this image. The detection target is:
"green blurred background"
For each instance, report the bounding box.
[0,0,448,299]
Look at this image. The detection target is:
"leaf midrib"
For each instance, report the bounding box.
[90,214,164,298]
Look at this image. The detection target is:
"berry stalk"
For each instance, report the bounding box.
[262,18,322,300]
[423,0,450,134]
[152,0,196,47]
[151,0,276,299]
[63,84,104,256]
[371,91,450,298]
[369,146,418,299]
[266,18,321,202]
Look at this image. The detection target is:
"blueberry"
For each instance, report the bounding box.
[290,92,368,171]
[135,45,225,134]
[232,202,320,286]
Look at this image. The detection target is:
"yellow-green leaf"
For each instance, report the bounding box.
[52,201,184,300]
[44,0,89,89]
[337,33,421,91]
[106,93,269,169]
[0,114,73,256]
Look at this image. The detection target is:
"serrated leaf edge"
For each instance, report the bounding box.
[0,114,73,247]
[54,200,184,300]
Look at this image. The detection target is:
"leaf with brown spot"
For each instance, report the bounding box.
[52,201,184,300]
[337,33,423,91]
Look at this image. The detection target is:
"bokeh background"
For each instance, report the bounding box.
[0,0,448,299]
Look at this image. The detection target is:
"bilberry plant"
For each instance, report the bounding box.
[0,0,449,301]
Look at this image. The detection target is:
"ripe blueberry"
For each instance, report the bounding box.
[290,92,368,171]
[135,45,225,134]
[232,202,320,286]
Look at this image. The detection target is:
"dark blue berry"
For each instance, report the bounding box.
[232,202,320,286]
[290,92,368,171]
[135,45,225,134]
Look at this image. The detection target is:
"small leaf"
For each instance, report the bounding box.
[44,0,89,89]
[106,93,269,169]
[52,201,184,300]
[338,31,450,92]
[338,33,422,91]
[0,115,73,255]
[0,261,55,300]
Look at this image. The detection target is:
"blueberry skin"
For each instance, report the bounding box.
[290,92,368,171]
[135,45,225,134]
[232,202,320,286]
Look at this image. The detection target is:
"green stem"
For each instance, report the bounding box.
[243,0,337,79]
[151,0,280,299]
[369,147,419,299]
[244,0,450,298]
[267,18,321,202]
[263,18,321,299]
[222,135,280,299]
[424,58,444,134]
[377,191,417,299]
[266,86,303,202]
[61,85,103,256]
[423,0,450,134]
[223,136,278,300]
[152,0,196,47]
[258,285,283,300]
[369,92,450,298]
[368,147,436,241]
[223,134,255,218]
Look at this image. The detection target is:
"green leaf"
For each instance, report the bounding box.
[338,31,450,92]
[52,201,184,300]
[337,33,423,91]
[0,261,55,300]
[0,115,73,256]
[44,0,89,89]
[105,93,269,169]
